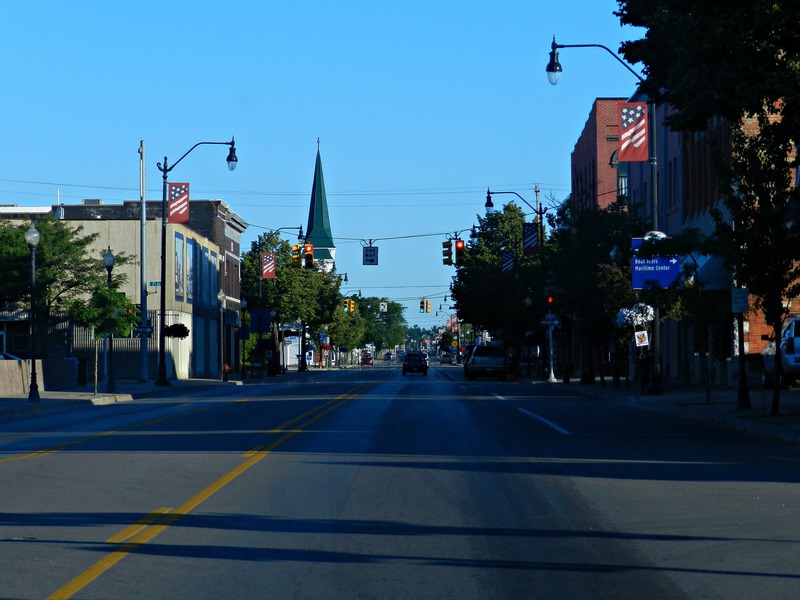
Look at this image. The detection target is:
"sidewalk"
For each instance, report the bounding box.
[562,377,800,446]
[0,378,246,422]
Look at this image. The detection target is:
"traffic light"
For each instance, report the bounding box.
[419,299,425,313]
[303,243,314,269]
[442,240,453,265]
[343,299,350,313]
[426,300,431,313]
[291,245,301,267]
[348,298,356,313]
[546,293,555,309]
[454,238,465,265]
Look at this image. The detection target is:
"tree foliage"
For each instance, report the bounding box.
[616,1,800,136]
[616,0,800,412]
[452,204,543,349]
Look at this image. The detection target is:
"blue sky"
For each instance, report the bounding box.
[0,1,643,328]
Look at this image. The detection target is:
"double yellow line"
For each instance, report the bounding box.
[46,384,369,600]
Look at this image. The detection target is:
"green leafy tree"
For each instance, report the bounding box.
[452,204,544,355]
[616,0,800,413]
[0,217,137,356]
[548,198,642,383]
[356,297,407,352]
[328,299,366,363]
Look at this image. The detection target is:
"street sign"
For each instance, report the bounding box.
[148,281,161,287]
[541,313,560,326]
[363,246,379,266]
[731,287,749,313]
[133,326,153,334]
[631,237,681,290]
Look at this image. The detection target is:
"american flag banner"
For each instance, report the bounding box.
[618,102,648,162]
[168,182,190,223]
[501,250,515,276]
[522,222,539,255]
[261,252,276,279]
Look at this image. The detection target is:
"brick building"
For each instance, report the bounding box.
[571,98,628,212]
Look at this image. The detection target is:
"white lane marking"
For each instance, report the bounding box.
[517,407,571,435]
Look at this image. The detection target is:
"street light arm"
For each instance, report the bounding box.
[157,137,237,175]
[550,37,644,83]
[487,189,548,217]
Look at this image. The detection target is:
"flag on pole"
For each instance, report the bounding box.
[501,250,515,276]
[168,182,190,223]
[261,252,276,279]
[522,222,539,255]
[618,102,648,162]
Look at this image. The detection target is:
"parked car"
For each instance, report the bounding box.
[361,354,374,366]
[465,344,506,380]
[761,316,800,387]
[402,351,429,376]
[440,351,453,364]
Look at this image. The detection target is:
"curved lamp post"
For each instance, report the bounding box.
[103,247,116,393]
[25,222,40,402]
[545,36,665,396]
[155,137,238,386]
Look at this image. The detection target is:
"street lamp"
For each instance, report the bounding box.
[155,137,237,386]
[103,246,116,393]
[24,221,40,402]
[546,36,664,395]
[486,185,547,243]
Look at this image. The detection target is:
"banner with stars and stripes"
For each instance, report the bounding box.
[261,252,276,279]
[167,182,190,224]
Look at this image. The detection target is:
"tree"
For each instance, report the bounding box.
[452,204,541,349]
[0,217,137,356]
[713,116,800,414]
[617,0,800,413]
[328,300,366,363]
[548,197,642,383]
[616,1,800,135]
[356,297,407,352]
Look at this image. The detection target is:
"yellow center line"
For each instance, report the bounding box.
[105,508,173,544]
[46,382,371,600]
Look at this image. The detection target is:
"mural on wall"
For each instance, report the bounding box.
[186,238,196,304]
[175,233,185,301]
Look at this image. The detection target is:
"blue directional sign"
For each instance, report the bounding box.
[631,237,682,290]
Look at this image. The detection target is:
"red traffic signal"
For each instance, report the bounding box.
[454,238,465,265]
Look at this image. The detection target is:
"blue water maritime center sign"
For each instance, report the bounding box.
[631,237,681,290]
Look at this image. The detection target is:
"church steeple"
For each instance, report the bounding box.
[304,139,335,267]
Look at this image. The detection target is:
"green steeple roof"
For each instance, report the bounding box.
[304,146,335,251]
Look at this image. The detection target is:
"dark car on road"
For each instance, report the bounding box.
[402,351,429,376]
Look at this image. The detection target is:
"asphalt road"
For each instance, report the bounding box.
[2,363,800,599]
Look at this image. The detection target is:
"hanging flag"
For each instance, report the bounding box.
[168,182,190,223]
[501,250,515,276]
[522,222,539,255]
[618,102,648,162]
[261,252,276,279]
